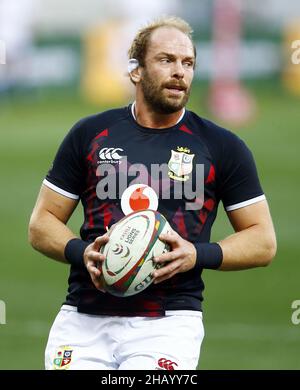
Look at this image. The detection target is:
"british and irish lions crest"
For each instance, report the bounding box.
[168,147,195,181]
[53,346,73,370]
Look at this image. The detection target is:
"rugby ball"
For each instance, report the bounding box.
[100,209,171,297]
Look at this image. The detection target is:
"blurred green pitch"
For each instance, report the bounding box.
[0,81,299,369]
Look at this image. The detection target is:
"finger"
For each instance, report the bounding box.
[87,264,106,293]
[84,253,105,276]
[91,271,106,292]
[85,259,106,293]
[159,232,179,245]
[153,259,181,280]
[86,260,101,277]
[88,251,106,262]
[153,263,181,284]
[91,274,105,292]
[87,255,106,274]
[94,234,109,248]
[154,249,182,264]
[93,234,109,251]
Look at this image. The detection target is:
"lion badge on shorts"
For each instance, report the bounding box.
[53,346,73,370]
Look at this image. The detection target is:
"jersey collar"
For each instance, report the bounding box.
[131,101,186,125]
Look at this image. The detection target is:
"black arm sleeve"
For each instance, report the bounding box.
[45,119,86,198]
[218,134,264,210]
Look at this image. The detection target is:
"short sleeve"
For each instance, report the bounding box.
[219,134,265,211]
[43,120,86,199]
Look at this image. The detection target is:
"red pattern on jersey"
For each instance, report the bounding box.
[173,208,188,239]
[179,124,193,135]
[86,143,99,163]
[203,198,215,211]
[205,164,216,184]
[94,128,108,140]
[86,129,108,162]
[85,129,110,230]
[198,198,216,228]
[103,204,113,230]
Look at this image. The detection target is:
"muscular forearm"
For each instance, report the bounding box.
[28,210,77,263]
[218,224,277,271]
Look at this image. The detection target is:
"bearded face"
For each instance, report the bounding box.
[141,66,192,114]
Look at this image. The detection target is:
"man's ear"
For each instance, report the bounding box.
[130,67,142,84]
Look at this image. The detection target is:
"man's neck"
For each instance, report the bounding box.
[132,101,185,129]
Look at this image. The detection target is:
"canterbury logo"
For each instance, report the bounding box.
[158,358,178,370]
[99,147,124,160]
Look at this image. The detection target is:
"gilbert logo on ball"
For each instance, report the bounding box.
[121,184,158,215]
[100,209,170,297]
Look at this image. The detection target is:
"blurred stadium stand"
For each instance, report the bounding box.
[0,0,299,106]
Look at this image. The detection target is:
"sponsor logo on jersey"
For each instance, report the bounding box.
[98,147,124,164]
[96,152,204,210]
[120,184,158,215]
[53,346,73,370]
[156,357,178,370]
[168,147,194,181]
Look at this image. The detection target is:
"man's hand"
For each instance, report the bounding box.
[153,229,197,284]
[83,234,109,291]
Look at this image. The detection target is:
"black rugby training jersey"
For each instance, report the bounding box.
[44,104,265,316]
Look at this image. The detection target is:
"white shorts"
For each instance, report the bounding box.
[45,305,204,370]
